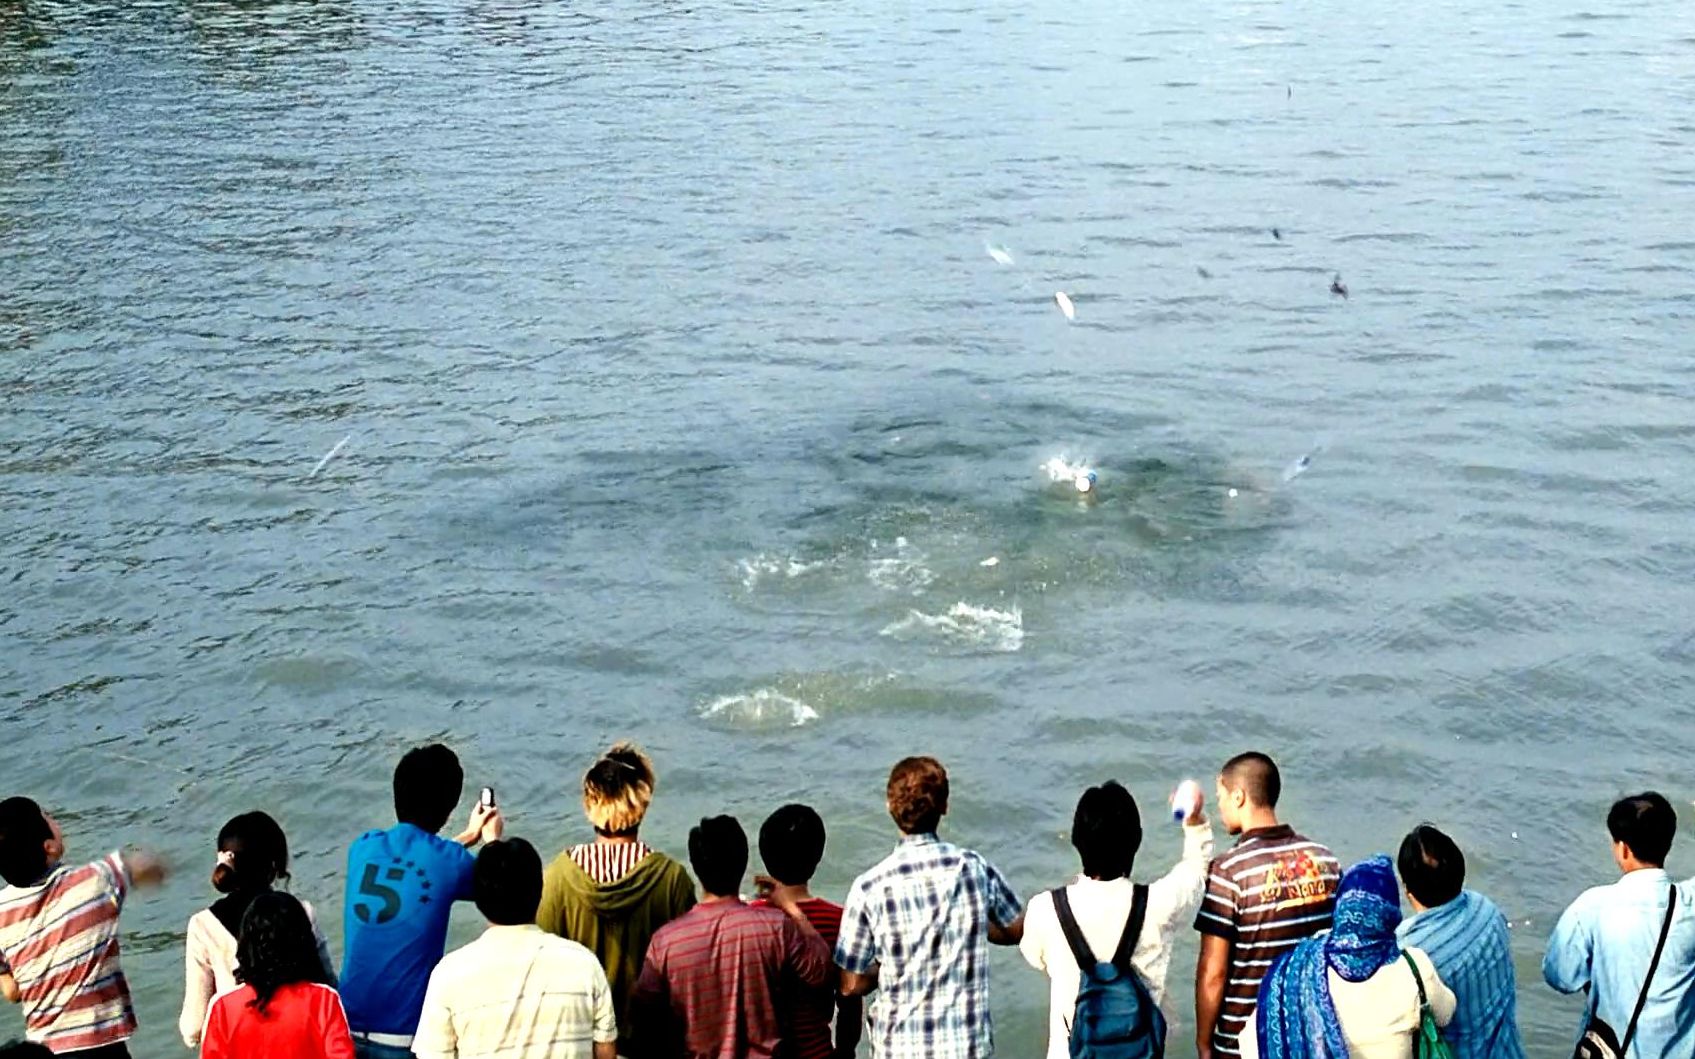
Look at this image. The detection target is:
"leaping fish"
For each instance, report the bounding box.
[1054,291,1076,321]
[309,435,352,479]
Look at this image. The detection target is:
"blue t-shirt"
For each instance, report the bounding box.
[339,823,476,1036]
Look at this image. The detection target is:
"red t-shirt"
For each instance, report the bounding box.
[752,897,843,1059]
[200,981,354,1059]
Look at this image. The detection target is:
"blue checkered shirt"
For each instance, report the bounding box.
[835,833,1022,1059]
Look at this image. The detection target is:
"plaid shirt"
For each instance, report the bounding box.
[835,833,1022,1059]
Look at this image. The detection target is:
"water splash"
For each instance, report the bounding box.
[698,688,820,728]
[738,554,827,591]
[880,602,1024,652]
[985,242,1015,266]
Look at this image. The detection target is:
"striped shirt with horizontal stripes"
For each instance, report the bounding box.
[0,852,136,1053]
[568,842,652,885]
[1194,825,1338,1058]
[751,897,845,1059]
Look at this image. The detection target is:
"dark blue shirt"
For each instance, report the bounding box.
[339,823,476,1036]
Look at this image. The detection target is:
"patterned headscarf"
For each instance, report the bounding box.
[1256,854,1403,1059]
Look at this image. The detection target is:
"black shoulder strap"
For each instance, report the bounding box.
[1110,884,1149,972]
[1622,885,1678,1054]
[1050,886,1095,973]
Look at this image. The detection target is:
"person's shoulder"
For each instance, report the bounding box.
[1284,830,1339,859]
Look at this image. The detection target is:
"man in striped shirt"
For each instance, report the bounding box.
[629,815,832,1058]
[1193,753,1338,1059]
[1396,825,1524,1059]
[0,797,166,1057]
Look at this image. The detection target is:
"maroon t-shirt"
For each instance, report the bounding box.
[632,899,831,1059]
[752,897,844,1059]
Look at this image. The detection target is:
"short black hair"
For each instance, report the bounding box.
[759,804,826,886]
[0,1042,55,1058]
[1220,751,1281,809]
[689,815,748,897]
[1609,792,1676,866]
[1398,824,1465,907]
[474,838,544,926]
[0,798,53,887]
[393,744,464,833]
[1071,781,1142,880]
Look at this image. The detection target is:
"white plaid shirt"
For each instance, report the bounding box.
[835,833,1022,1059]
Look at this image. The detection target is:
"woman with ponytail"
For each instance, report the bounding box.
[179,812,335,1048]
[199,891,352,1059]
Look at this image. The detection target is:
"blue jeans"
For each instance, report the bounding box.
[353,1039,415,1059]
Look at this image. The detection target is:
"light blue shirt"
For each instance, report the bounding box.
[1543,869,1695,1058]
[1400,890,1524,1059]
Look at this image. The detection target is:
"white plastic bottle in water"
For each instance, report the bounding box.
[1170,779,1203,824]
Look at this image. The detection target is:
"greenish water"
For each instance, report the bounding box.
[4,0,1695,1052]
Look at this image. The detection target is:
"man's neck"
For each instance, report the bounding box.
[595,832,641,846]
[1622,861,1663,877]
[1240,809,1281,833]
[700,891,740,904]
[767,881,813,904]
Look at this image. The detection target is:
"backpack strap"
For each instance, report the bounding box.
[1050,886,1096,973]
[1110,884,1150,972]
[1622,885,1678,1055]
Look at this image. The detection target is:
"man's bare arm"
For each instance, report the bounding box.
[1195,934,1230,1059]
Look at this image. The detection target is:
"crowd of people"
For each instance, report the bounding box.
[0,744,1690,1058]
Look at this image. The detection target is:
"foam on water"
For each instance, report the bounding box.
[697,688,821,728]
[866,536,936,594]
[880,602,1025,652]
[737,553,828,591]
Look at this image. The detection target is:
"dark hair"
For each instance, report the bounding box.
[1608,792,1676,867]
[887,757,949,835]
[1072,781,1143,880]
[688,815,748,897]
[235,891,330,1015]
[1397,824,1465,907]
[475,838,544,926]
[0,798,53,887]
[1220,751,1281,809]
[393,744,464,833]
[213,811,290,894]
[759,804,826,886]
[0,1041,55,1058]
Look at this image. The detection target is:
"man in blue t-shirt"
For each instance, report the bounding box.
[341,744,504,1059]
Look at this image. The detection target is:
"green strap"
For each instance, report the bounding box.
[1401,950,1431,1015]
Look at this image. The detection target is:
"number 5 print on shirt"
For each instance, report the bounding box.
[355,863,406,924]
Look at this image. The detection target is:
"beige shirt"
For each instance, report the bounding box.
[179,899,334,1048]
[1020,821,1215,1059]
[1239,946,1456,1059]
[414,924,616,1059]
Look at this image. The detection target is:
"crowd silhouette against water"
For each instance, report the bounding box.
[1,744,1691,1058]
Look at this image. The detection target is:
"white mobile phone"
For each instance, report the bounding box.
[479,787,496,809]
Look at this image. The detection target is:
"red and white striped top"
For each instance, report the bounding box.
[0,852,137,1053]
[567,842,652,885]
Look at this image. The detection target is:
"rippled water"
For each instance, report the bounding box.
[5,0,1695,1050]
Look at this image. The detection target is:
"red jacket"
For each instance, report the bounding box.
[200,982,354,1059]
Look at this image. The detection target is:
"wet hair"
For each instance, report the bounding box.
[0,1042,54,1058]
[213,811,290,894]
[1072,781,1142,880]
[393,744,464,833]
[759,804,826,886]
[887,756,949,835]
[583,741,656,835]
[235,891,331,1015]
[1398,824,1465,908]
[1220,751,1281,809]
[0,798,53,887]
[1608,792,1676,867]
[475,838,544,926]
[688,815,748,897]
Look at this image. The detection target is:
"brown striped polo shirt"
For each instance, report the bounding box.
[1193,824,1339,1057]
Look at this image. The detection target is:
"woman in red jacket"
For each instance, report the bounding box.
[200,891,353,1059]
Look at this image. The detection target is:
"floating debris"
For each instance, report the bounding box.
[979,556,1000,567]
[1272,227,1282,241]
[1054,291,1076,321]
[1196,266,1213,280]
[1330,273,1349,299]
[985,243,1015,266]
[309,435,352,479]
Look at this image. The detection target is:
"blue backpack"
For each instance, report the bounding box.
[1052,883,1167,1059]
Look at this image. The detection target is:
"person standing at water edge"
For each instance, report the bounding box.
[0,796,166,1057]
[1544,792,1695,1055]
[414,839,616,1059]
[199,891,354,1059]
[180,811,337,1048]
[1021,780,1213,1058]
[750,804,862,1059]
[628,816,832,1059]
[835,756,1024,1059]
[340,745,504,1059]
[1396,825,1523,1059]
[538,742,695,1056]
[1193,752,1339,1059]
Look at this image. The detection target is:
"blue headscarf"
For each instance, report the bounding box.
[1256,855,1403,1059]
